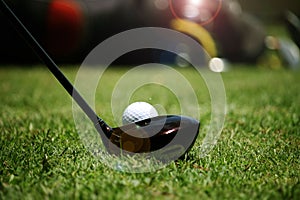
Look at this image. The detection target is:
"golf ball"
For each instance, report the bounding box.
[122,102,158,125]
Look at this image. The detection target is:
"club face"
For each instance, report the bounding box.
[107,115,200,161]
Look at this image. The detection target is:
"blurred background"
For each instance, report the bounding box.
[0,0,299,69]
[239,0,299,20]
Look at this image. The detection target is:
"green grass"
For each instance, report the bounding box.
[0,66,299,199]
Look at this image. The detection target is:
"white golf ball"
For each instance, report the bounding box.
[122,102,158,125]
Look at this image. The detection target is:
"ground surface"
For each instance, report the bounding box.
[0,66,299,199]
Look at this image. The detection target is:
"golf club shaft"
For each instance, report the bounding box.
[0,0,111,133]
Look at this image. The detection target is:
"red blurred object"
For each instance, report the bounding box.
[46,0,84,57]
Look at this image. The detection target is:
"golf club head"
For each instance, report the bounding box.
[107,115,200,161]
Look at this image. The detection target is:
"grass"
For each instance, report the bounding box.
[0,65,299,199]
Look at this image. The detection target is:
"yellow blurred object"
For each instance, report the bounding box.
[257,50,283,70]
[170,19,217,57]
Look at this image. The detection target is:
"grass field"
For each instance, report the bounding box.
[0,65,299,199]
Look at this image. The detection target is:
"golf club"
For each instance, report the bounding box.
[0,0,200,160]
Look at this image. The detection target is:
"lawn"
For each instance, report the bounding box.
[0,65,299,199]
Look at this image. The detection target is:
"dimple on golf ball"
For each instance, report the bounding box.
[122,102,158,125]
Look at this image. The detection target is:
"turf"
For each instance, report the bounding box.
[0,66,299,199]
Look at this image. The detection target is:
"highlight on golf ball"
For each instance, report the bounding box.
[122,102,159,125]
